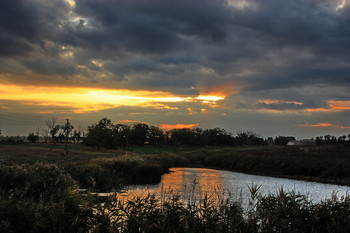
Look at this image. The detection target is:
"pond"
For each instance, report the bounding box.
[123,167,350,206]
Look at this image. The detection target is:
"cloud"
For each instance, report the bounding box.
[1,0,350,137]
[159,123,199,131]
[300,122,350,129]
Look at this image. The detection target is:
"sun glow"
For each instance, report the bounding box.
[0,83,225,114]
[336,0,348,10]
[196,95,225,102]
[159,123,199,131]
[0,84,185,113]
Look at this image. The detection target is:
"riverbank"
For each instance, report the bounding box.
[2,163,350,233]
[181,146,350,186]
[2,144,350,232]
[1,143,350,189]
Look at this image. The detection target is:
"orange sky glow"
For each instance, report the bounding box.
[159,123,199,131]
[0,83,226,114]
[300,122,350,129]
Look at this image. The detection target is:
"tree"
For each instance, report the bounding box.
[62,119,74,143]
[274,136,296,146]
[84,118,116,149]
[114,124,130,151]
[27,132,39,143]
[202,128,234,145]
[45,118,61,143]
[166,128,194,146]
[236,130,267,146]
[42,129,50,143]
[72,129,82,143]
[130,123,150,146]
[51,124,62,143]
[148,126,165,146]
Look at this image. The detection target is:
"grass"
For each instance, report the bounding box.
[2,163,350,233]
[2,143,350,188]
[0,143,125,165]
[2,144,350,232]
[192,146,350,185]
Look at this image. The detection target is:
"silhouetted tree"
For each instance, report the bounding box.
[130,123,150,146]
[202,128,234,145]
[236,130,267,146]
[166,128,194,146]
[45,118,59,143]
[27,132,39,143]
[114,124,130,151]
[316,136,323,145]
[84,118,116,149]
[274,136,296,146]
[148,126,165,146]
[72,129,82,143]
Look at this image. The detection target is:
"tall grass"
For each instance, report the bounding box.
[0,163,94,233]
[91,189,350,233]
[65,153,183,192]
[2,162,350,232]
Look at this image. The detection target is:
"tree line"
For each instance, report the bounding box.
[2,117,349,148]
[82,118,268,149]
[315,134,350,145]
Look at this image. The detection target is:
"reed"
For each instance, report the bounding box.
[2,162,350,233]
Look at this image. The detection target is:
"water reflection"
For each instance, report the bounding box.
[123,167,350,206]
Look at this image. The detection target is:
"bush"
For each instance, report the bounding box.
[0,163,94,233]
[0,163,75,201]
[66,163,124,192]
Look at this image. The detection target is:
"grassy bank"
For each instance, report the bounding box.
[2,143,350,189]
[0,144,189,191]
[185,146,350,186]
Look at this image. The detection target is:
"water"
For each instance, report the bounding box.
[123,167,350,205]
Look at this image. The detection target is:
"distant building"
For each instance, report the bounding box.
[287,139,316,146]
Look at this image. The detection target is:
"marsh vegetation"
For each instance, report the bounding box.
[1,143,350,232]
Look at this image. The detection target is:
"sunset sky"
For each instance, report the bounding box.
[1,0,350,138]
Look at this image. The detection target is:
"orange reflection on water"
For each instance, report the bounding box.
[120,168,227,204]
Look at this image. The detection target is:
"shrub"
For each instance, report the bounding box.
[0,163,94,233]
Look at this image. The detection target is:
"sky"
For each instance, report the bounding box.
[0,0,350,139]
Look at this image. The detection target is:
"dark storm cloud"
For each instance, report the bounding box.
[0,0,69,57]
[61,0,234,54]
[1,0,350,98]
[256,102,306,111]
[22,59,81,76]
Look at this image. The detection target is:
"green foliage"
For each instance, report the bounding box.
[256,190,313,233]
[66,163,124,192]
[92,193,245,233]
[0,163,75,201]
[84,118,118,149]
[0,163,94,233]
[90,190,350,233]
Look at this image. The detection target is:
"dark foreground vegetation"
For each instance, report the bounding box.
[1,162,350,233]
[1,143,350,232]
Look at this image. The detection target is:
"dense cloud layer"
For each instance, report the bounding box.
[0,0,349,137]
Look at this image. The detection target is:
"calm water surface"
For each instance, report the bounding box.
[124,167,350,205]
